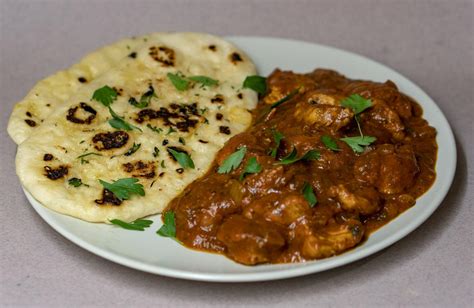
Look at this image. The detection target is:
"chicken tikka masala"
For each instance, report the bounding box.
[164,69,437,265]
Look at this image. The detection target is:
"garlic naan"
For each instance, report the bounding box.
[8,34,152,144]
[16,32,257,222]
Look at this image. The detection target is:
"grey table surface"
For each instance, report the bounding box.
[1,0,473,307]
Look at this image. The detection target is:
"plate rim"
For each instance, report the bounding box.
[22,35,457,282]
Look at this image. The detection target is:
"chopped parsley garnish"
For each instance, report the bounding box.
[243,75,267,94]
[98,178,145,200]
[108,107,142,132]
[153,146,160,158]
[161,160,166,168]
[168,73,219,91]
[91,85,141,132]
[302,182,317,208]
[321,135,340,151]
[68,177,87,187]
[147,124,163,133]
[166,127,177,135]
[339,94,376,152]
[91,85,117,107]
[271,88,299,109]
[178,137,186,145]
[199,107,208,115]
[217,146,247,174]
[269,128,284,158]
[109,219,153,231]
[76,152,102,164]
[157,211,177,238]
[340,94,373,115]
[167,73,189,91]
[239,157,262,181]
[341,94,372,136]
[340,136,377,153]
[168,148,195,169]
[188,75,218,87]
[124,142,141,156]
[128,85,156,108]
[276,148,320,165]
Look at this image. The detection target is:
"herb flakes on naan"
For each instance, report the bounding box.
[16,32,258,222]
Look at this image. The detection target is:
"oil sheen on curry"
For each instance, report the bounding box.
[164,69,437,265]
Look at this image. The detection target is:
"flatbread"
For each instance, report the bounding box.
[16,32,257,222]
[7,34,151,144]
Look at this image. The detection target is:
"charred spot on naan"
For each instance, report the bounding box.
[44,165,69,180]
[122,161,156,179]
[66,102,97,124]
[92,131,129,151]
[219,126,231,135]
[135,103,202,132]
[25,119,37,127]
[43,153,54,161]
[149,46,175,66]
[211,94,225,104]
[230,52,243,64]
[95,189,122,206]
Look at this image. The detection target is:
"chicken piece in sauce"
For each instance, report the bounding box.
[165,69,437,265]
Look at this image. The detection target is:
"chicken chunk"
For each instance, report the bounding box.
[301,220,364,259]
[328,184,381,215]
[264,69,316,104]
[243,193,312,226]
[362,99,406,141]
[217,215,285,265]
[293,97,353,132]
[354,145,419,194]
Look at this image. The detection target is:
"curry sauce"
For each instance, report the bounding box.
[164,69,437,265]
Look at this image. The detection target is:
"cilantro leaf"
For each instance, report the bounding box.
[167,73,189,91]
[68,177,85,187]
[302,182,317,208]
[271,88,299,109]
[147,124,163,134]
[129,85,156,108]
[217,147,247,174]
[243,75,267,94]
[340,94,372,114]
[168,148,195,169]
[110,219,153,231]
[340,136,376,153]
[188,75,218,87]
[98,178,145,200]
[76,152,102,164]
[157,211,176,238]
[276,148,320,165]
[92,85,117,107]
[270,129,284,158]
[124,142,141,156]
[108,107,142,131]
[239,157,262,181]
[321,135,340,151]
[166,127,177,135]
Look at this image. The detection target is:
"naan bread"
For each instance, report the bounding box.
[16,32,257,222]
[7,34,151,144]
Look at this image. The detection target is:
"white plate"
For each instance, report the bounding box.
[23,36,456,282]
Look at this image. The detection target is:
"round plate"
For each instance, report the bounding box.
[23,36,456,282]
